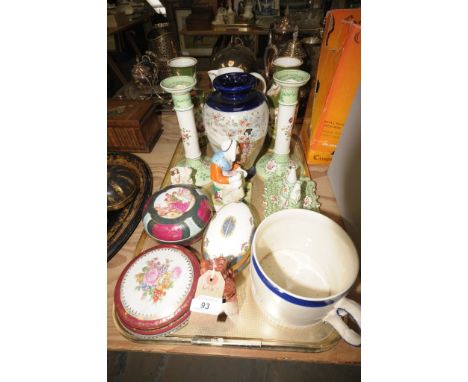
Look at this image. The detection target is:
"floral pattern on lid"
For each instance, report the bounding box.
[135,257,182,303]
[114,245,200,330]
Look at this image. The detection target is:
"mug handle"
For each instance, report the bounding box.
[323,297,361,346]
[250,72,267,94]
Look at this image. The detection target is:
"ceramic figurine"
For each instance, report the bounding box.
[210,139,248,210]
[170,166,193,185]
[200,257,236,302]
[263,165,320,217]
[279,165,302,208]
[200,257,238,315]
[203,72,269,171]
[242,1,254,20]
[227,1,236,23]
[213,7,226,24]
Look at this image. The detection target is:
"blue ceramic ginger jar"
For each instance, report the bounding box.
[203,72,269,169]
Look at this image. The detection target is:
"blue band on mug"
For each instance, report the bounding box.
[252,256,336,308]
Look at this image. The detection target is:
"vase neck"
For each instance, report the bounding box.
[213,72,256,98]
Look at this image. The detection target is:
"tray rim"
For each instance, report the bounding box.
[113,137,342,352]
[107,152,153,261]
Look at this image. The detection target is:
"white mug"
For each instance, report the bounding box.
[208,67,267,94]
[250,209,361,346]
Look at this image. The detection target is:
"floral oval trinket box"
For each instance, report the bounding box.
[142,185,212,245]
[114,244,200,334]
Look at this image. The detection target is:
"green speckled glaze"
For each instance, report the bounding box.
[178,157,211,186]
[263,174,320,217]
[273,69,310,85]
[256,153,298,181]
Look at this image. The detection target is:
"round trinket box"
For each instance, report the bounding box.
[142,185,212,245]
[202,202,255,273]
[114,244,200,333]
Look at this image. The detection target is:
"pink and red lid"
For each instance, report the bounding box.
[114,244,200,331]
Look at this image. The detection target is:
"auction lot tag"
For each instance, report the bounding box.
[190,270,225,316]
[190,295,223,315]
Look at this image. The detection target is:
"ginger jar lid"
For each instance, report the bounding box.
[206,72,266,112]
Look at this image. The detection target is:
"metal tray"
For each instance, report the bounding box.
[113,135,342,352]
[107,152,153,261]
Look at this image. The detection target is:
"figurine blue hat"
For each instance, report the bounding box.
[211,151,231,171]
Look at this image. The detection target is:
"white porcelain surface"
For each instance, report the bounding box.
[120,247,196,320]
[202,202,255,267]
[273,56,303,68]
[250,209,361,345]
[159,76,201,160]
[174,107,202,159]
[274,103,296,155]
[203,102,269,169]
[168,57,197,68]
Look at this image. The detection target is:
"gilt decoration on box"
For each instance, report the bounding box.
[114,244,200,337]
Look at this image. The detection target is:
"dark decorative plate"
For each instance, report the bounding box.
[107,152,153,262]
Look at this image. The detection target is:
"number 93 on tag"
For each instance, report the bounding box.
[190,295,223,315]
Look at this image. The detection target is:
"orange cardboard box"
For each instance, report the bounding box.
[301,8,361,165]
